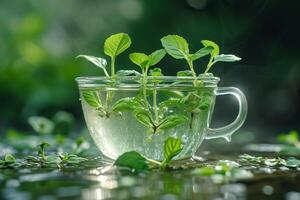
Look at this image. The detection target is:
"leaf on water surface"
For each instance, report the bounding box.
[114,151,149,172]
[4,154,16,163]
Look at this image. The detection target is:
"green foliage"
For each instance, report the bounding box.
[161,35,213,77]
[82,91,102,108]
[177,70,193,77]
[129,49,166,75]
[114,151,149,173]
[201,40,241,73]
[77,55,109,76]
[104,33,132,76]
[161,137,183,170]
[277,130,300,155]
[28,116,55,135]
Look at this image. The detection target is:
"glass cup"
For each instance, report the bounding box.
[76,75,247,161]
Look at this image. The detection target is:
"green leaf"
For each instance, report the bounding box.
[214,54,241,62]
[82,91,102,108]
[4,154,16,164]
[116,70,141,76]
[114,151,149,172]
[278,130,299,145]
[112,97,141,112]
[104,33,131,58]
[149,49,166,66]
[161,137,183,170]
[129,52,149,70]
[161,35,189,59]
[284,157,300,168]
[149,68,163,77]
[28,116,55,135]
[76,55,109,76]
[201,40,219,58]
[191,46,213,61]
[158,115,188,130]
[133,109,153,128]
[177,70,193,77]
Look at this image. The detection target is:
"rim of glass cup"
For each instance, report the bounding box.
[76,75,220,88]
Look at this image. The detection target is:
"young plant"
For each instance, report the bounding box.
[201,40,241,73]
[78,33,132,117]
[161,35,213,77]
[114,136,184,172]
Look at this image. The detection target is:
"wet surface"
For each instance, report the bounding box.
[1,149,300,200]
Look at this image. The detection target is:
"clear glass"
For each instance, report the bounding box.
[76,75,247,161]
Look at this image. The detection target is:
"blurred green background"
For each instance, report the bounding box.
[0,0,299,137]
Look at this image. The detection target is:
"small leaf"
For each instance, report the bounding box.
[284,157,300,168]
[104,33,131,58]
[149,49,166,66]
[214,54,241,62]
[177,70,193,77]
[158,115,188,130]
[278,130,299,145]
[133,109,153,128]
[4,154,16,164]
[76,55,108,76]
[28,116,55,135]
[201,40,220,58]
[129,53,149,70]
[191,46,213,61]
[161,35,189,59]
[82,91,102,108]
[161,137,183,170]
[112,97,141,112]
[149,68,163,76]
[114,151,149,172]
[116,70,141,76]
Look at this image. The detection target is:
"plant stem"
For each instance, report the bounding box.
[187,59,196,78]
[146,158,161,166]
[153,83,158,124]
[111,57,115,76]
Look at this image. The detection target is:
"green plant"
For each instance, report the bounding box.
[114,136,184,171]
[77,33,241,135]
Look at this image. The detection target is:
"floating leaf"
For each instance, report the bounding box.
[114,151,149,173]
[4,154,16,164]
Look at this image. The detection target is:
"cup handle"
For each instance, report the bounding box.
[205,87,248,141]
